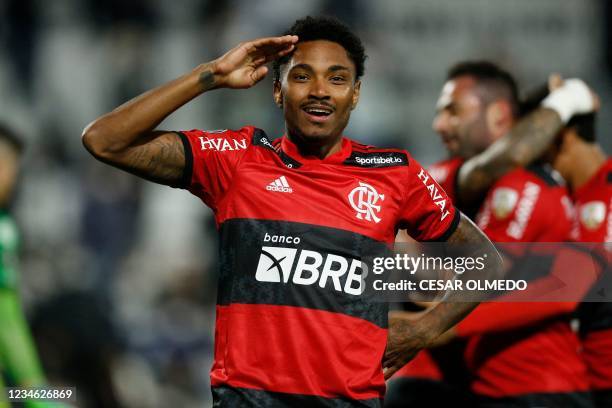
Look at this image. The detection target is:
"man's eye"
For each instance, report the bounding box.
[331,76,346,83]
[293,74,308,81]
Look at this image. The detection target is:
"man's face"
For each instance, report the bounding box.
[551,129,574,182]
[0,141,20,207]
[274,40,360,144]
[432,76,490,159]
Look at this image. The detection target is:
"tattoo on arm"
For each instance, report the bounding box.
[457,108,563,207]
[199,69,216,91]
[114,132,186,186]
[420,213,503,335]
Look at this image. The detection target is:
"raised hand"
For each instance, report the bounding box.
[210,35,298,89]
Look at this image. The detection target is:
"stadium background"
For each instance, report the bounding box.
[0,0,610,406]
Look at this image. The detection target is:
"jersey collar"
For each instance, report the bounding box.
[280,135,352,165]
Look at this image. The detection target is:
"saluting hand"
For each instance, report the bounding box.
[209,35,298,90]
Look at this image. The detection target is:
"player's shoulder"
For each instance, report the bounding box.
[494,164,565,191]
[177,125,275,152]
[342,138,410,168]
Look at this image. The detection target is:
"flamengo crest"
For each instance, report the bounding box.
[348,182,385,223]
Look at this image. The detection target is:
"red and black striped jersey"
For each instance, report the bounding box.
[571,158,612,391]
[177,126,459,407]
[464,165,589,398]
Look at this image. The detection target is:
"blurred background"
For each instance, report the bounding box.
[0,0,610,406]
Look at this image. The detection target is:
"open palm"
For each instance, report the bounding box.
[214,35,298,89]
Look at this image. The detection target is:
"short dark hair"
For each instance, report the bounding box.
[448,61,520,118]
[0,122,24,154]
[521,83,596,142]
[272,16,366,82]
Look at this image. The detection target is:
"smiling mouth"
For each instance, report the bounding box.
[302,105,334,122]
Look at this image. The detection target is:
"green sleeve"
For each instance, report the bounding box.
[0,214,19,290]
[0,289,46,387]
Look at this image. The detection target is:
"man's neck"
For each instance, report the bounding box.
[287,131,343,159]
[570,143,606,191]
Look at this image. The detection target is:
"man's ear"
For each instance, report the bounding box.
[351,80,361,110]
[485,100,511,137]
[273,80,283,108]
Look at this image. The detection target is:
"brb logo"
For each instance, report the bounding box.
[255,233,367,296]
[348,182,385,223]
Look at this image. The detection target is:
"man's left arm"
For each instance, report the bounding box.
[456,78,597,208]
[383,213,502,379]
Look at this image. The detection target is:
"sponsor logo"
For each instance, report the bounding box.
[507,181,540,239]
[580,201,606,231]
[417,168,451,221]
[255,233,367,295]
[348,182,385,223]
[266,176,293,193]
[491,188,519,220]
[198,136,247,151]
[258,136,274,149]
[354,156,403,165]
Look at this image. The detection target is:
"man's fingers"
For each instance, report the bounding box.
[548,73,564,91]
[245,35,298,55]
[591,91,601,111]
[250,65,269,85]
[383,364,400,380]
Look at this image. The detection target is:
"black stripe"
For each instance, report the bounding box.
[176,131,193,189]
[476,391,594,408]
[342,151,408,168]
[251,128,302,169]
[212,386,382,408]
[426,208,461,242]
[527,163,561,186]
[216,218,390,328]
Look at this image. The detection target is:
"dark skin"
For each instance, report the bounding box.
[83,35,501,381]
[274,40,361,159]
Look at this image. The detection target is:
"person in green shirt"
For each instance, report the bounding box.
[0,123,65,408]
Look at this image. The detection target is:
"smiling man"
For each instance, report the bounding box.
[82,16,500,407]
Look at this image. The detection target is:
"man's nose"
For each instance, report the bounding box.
[433,111,449,135]
[309,77,330,99]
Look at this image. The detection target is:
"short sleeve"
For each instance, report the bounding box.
[398,156,460,241]
[177,126,254,210]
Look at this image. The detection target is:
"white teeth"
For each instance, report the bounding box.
[305,107,331,115]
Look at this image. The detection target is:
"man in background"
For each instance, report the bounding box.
[551,109,611,408]
[0,122,65,408]
[387,63,598,407]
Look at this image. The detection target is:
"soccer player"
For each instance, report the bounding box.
[387,62,598,407]
[551,111,611,408]
[83,16,501,407]
[0,123,63,408]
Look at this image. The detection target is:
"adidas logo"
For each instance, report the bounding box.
[266,176,293,193]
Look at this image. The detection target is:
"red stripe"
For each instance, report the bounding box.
[210,304,387,400]
[582,328,612,390]
[466,321,589,397]
[394,350,442,380]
